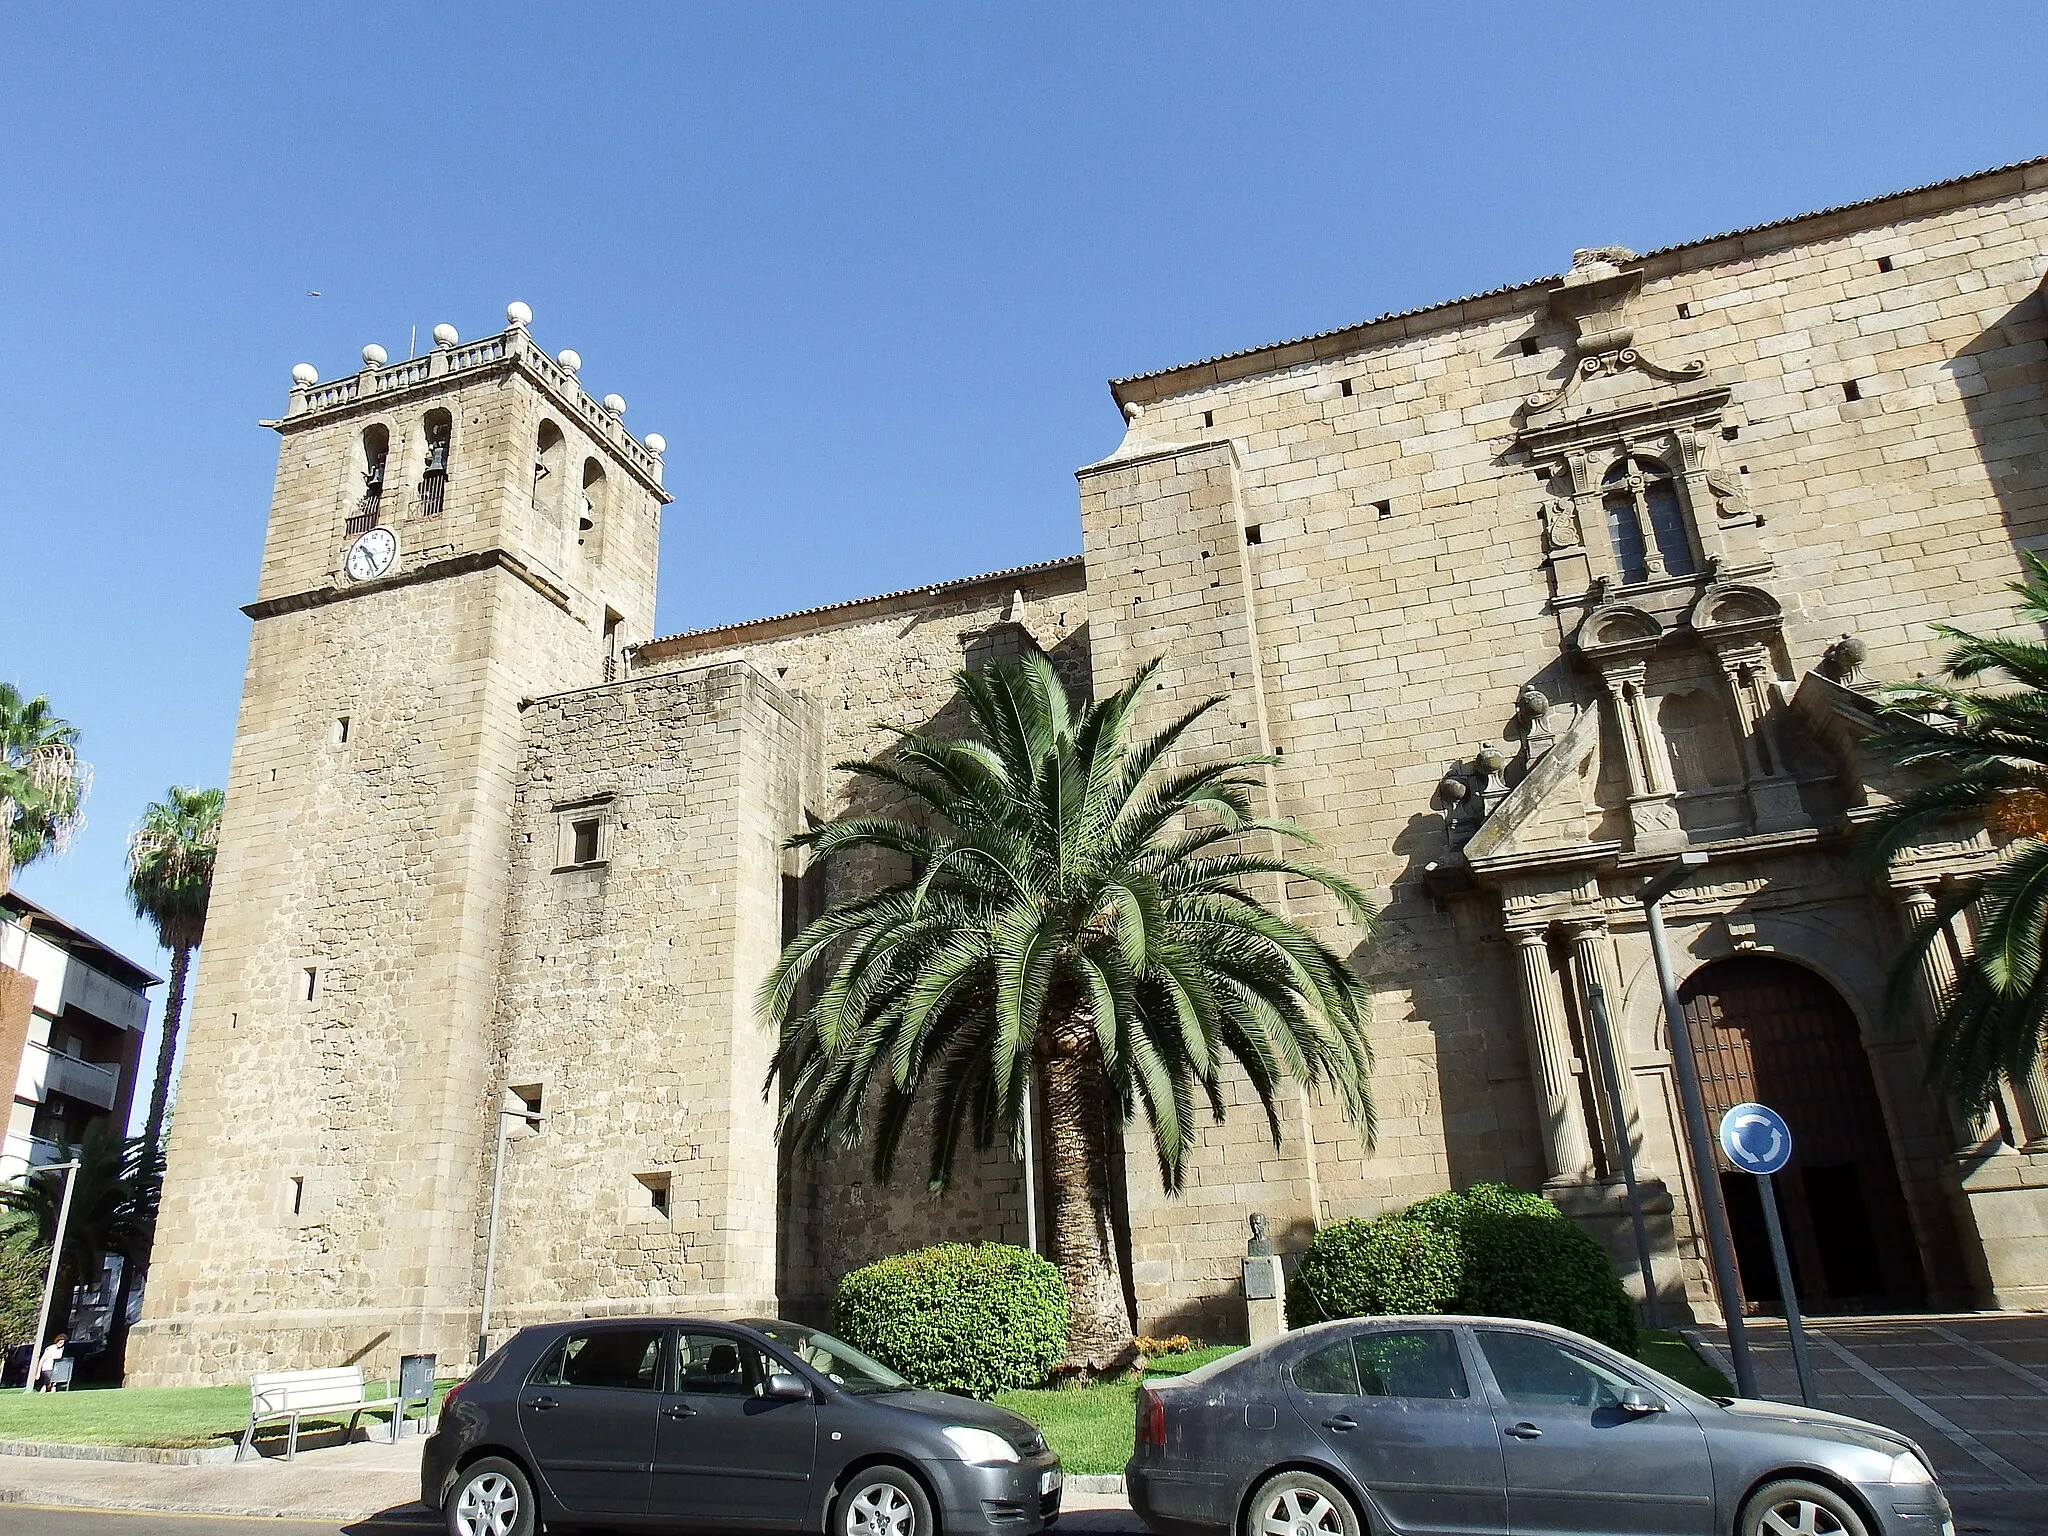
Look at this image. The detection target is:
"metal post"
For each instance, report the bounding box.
[1020,1085,1038,1255]
[1585,984,1659,1330]
[1641,853,1758,1398]
[477,1100,539,1366]
[23,1159,81,1395]
[1755,1173,1818,1407]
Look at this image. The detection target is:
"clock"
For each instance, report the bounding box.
[344,526,399,582]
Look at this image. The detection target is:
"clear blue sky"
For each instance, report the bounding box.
[5,4,2047,1117]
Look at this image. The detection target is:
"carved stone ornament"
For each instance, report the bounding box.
[1541,497,1582,552]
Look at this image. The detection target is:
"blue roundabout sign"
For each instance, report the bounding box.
[1718,1102,1793,1176]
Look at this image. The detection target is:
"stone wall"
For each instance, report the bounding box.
[1085,161,2048,1332]
[635,558,1090,1317]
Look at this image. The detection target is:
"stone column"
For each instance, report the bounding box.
[1600,661,1684,852]
[1897,883,2004,1151]
[1564,919,1648,1166]
[1510,926,1595,1181]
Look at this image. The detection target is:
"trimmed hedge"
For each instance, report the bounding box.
[1288,1217,1461,1324]
[1398,1182,1637,1352]
[1285,1182,1638,1353]
[832,1242,1068,1397]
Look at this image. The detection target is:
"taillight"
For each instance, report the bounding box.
[440,1381,465,1414]
[1137,1388,1165,1447]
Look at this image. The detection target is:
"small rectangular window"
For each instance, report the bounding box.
[1520,338,1539,357]
[572,819,601,864]
[332,716,350,746]
[1202,410,1214,428]
[1722,425,1739,441]
[638,1171,672,1217]
[1339,379,1353,397]
[1876,255,1894,273]
[290,1175,305,1216]
[301,967,318,1002]
[1374,500,1392,520]
[1842,379,1862,402]
[1244,525,1262,545]
[1676,302,1691,319]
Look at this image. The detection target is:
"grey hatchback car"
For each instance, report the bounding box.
[1127,1317,1952,1536]
[424,1318,1060,1536]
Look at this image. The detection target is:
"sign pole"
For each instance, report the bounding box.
[1754,1171,1818,1407]
[24,1159,82,1396]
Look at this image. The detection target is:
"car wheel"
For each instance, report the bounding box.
[1739,1478,1873,1536]
[446,1456,537,1536]
[1244,1470,1362,1536]
[835,1465,934,1536]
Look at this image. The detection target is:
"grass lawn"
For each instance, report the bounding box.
[999,1332,1733,1476]
[0,1379,450,1450]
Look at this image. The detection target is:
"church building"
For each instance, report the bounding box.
[130,158,2048,1385]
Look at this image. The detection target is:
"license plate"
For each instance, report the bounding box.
[1040,1469,1061,1495]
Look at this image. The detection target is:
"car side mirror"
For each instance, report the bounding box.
[1616,1387,1665,1415]
[764,1372,810,1401]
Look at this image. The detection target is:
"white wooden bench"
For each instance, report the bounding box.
[237,1366,402,1461]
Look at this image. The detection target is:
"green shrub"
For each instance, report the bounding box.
[833,1243,1068,1397]
[1287,1216,1461,1327]
[1397,1182,1638,1352]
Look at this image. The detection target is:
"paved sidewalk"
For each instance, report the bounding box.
[1690,1312,2048,1534]
[0,1433,429,1522]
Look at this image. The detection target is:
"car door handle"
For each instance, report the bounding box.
[1504,1422,1543,1439]
[525,1396,559,1412]
[1321,1415,1357,1432]
[663,1404,697,1419]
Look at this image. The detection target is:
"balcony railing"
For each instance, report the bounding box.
[23,1041,121,1112]
[418,468,446,519]
[345,490,383,536]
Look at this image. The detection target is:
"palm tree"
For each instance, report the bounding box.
[0,683,90,894]
[0,1122,161,1345]
[126,787,225,1155]
[763,654,1380,1370]
[1866,551,2048,1114]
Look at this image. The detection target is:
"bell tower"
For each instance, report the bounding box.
[128,306,671,1384]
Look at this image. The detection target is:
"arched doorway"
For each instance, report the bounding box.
[1678,956,1926,1313]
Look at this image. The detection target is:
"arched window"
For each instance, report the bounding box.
[1601,453,1695,584]
[349,426,389,535]
[420,409,452,518]
[579,459,606,558]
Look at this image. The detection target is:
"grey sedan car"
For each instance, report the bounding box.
[1127,1316,1952,1536]
[424,1317,1060,1536]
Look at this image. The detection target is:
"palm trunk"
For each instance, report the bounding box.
[142,945,191,1153]
[1039,1011,1133,1374]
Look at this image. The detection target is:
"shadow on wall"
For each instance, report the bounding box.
[1949,279,2048,578]
[775,623,1097,1324]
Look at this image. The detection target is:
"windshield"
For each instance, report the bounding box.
[750,1322,911,1395]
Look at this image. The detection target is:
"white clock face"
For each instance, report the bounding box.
[344,526,399,582]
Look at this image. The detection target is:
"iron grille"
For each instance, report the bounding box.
[345,492,382,536]
[418,469,447,519]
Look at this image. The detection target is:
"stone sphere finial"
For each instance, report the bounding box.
[556,348,582,375]
[1439,775,1469,803]
[360,343,387,368]
[1824,633,1870,682]
[290,362,318,387]
[603,393,627,417]
[644,432,666,455]
[432,323,459,348]
[1517,684,1551,720]
[1478,743,1508,776]
[506,301,533,328]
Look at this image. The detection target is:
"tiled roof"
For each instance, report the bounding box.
[1110,154,2048,390]
[637,553,1085,651]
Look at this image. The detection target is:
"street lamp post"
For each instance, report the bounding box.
[1640,850,1758,1398]
[23,1158,82,1396]
[477,1096,542,1366]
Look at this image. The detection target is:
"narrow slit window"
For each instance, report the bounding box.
[1202,410,1214,428]
[332,715,351,746]
[637,1171,672,1218]
[301,967,318,1002]
[290,1176,304,1216]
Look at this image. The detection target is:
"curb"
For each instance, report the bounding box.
[0,1438,239,1465]
[1069,1474,1126,1494]
[0,1487,436,1522]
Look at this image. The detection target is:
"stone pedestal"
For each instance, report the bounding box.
[1242,1255,1287,1344]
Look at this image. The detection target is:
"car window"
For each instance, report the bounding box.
[676,1331,757,1397]
[1476,1330,1640,1408]
[529,1327,665,1391]
[1293,1339,1362,1395]
[1355,1330,1469,1400]
[747,1322,910,1394]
